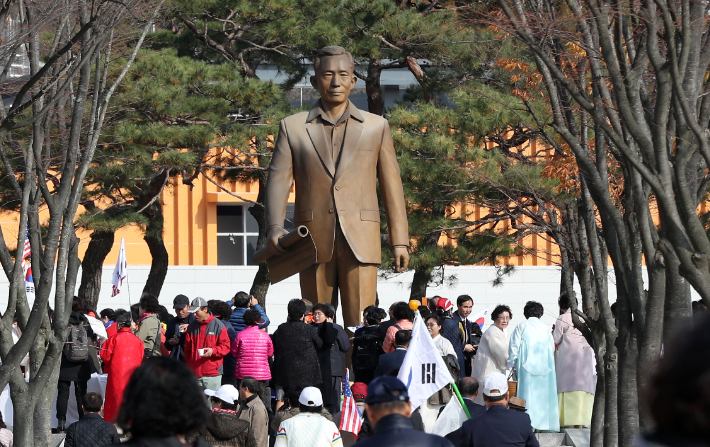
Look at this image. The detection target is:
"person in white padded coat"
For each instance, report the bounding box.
[274,387,342,447]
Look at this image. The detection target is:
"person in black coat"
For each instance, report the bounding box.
[311,303,338,408]
[271,300,323,397]
[352,307,386,384]
[355,376,453,447]
[57,298,98,432]
[374,330,411,377]
[64,392,120,447]
[459,373,539,447]
[452,295,482,377]
[164,294,196,363]
[325,304,350,415]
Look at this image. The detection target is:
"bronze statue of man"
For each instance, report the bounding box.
[264,46,410,330]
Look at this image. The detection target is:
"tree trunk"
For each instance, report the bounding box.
[589,330,606,447]
[249,176,270,308]
[77,230,115,312]
[142,205,168,297]
[603,344,619,447]
[617,329,639,447]
[409,266,431,301]
[365,59,385,116]
[663,248,692,342]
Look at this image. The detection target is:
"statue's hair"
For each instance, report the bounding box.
[314,46,355,73]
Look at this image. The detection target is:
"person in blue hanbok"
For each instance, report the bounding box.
[507,301,560,432]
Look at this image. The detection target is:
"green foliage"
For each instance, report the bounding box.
[80,47,288,231]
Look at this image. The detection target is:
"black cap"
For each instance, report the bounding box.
[173,294,190,309]
[364,376,409,404]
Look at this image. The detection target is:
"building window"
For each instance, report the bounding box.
[217,204,294,265]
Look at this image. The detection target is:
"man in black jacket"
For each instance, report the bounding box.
[164,294,195,362]
[374,330,411,377]
[65,393,120,447]
[451,295,482,377]
[459,372,539,447]
[355,376,453,447]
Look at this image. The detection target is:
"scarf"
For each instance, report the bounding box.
[212,408,237,416]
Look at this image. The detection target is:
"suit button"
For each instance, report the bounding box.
[335,185,341,191]
[329,208,334,213]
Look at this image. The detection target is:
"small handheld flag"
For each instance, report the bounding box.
[339,370,363,437]
[111,238,127,297]
[22,225,34,305]
[397,313,454,412]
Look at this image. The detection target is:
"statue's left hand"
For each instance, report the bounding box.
[393,246,409,273]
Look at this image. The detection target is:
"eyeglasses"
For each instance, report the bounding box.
[313,312,325,317]
[425,322,438,327]
[496,315,511,321]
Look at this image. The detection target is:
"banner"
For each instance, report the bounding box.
[397,313,454,412]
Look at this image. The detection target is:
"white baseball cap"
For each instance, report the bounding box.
[298,386,323,407]
[482,372,508,397]
[204,385,240,404]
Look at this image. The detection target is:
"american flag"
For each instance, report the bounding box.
[339,370,363,437]
[22,225,34,298]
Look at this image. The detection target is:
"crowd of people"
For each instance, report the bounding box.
[43,291,710,447]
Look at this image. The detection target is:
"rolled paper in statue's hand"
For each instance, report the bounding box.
[253,225,310,264]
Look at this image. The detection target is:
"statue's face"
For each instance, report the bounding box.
[311,54,357,107]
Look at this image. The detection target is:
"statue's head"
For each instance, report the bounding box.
[310,46,357,108]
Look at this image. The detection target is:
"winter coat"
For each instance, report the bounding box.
[231,325,274,380]
[100,327,144,422]
[198,410,257,447]
[330,323,350,378]
[60,312,97,382]
[553,309,595,394]
[352,325,384,384]
[64,413,120,447]
[106,321,117,340]
[164,313,196,362]
[184,315,232,378]
[274,413,342,447]
[270,407,333,432]
[230,305,270,333]
[313,322,338,406]
[355,414,452,447]
[272,321,323,391]
[237,395,269,447]
[135,313,161,358]
[222,320,237,379]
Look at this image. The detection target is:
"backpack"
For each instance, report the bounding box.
[64,323,89,362]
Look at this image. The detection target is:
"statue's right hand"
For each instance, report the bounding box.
[267,227,289,255]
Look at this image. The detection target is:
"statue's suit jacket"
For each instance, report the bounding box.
[264,103,409,265]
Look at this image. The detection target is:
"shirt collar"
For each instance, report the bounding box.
[306,100,364,124]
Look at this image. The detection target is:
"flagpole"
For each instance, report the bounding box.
[451,382,472,419]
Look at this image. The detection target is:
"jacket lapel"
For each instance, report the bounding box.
[306,122,335,177]
[334,118,363,182]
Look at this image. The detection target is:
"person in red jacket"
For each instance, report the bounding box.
[100,310,144,422]
[184,297,232,391]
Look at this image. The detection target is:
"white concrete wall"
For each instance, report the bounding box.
[0,265,631,332]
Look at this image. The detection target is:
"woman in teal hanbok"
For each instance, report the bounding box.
[507,301,560,432]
